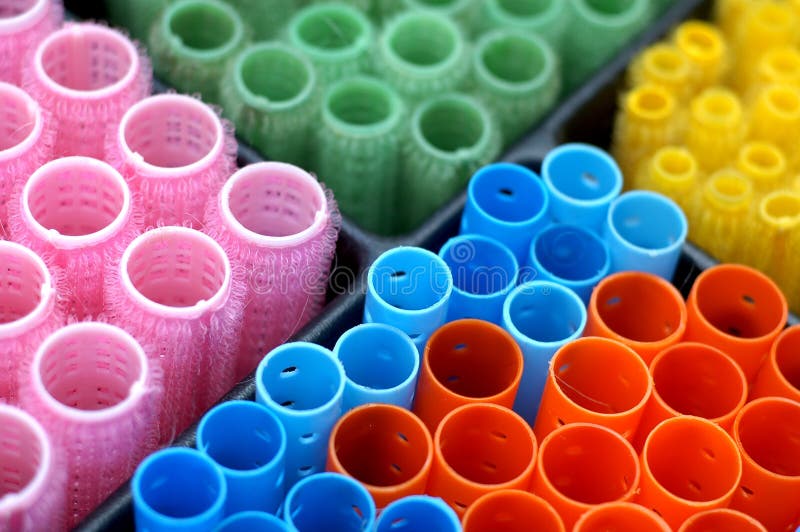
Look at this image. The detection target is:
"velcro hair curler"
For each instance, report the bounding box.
[475,0,568,50]
[24,22,151,159]
[204,161,339,378]
[109,93,237,229]
[671,21,728,95]
[628,43,693,102]
[685,88,745,173]
[0,0,63,86]
[634,146,699,214]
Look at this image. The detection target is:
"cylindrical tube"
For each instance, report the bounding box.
[315,76,404,235]
[604,190,688,281]
[634,342,748,449]
[0,241,60,403]
[216,511,291,532]
[132,448,227,532]
[501,281,587,424]
[25,22,151,159]
[327,404,432,509]
[475,0,568,50]
[283,472,376,532]
[472,29,560,145]
[197,400,287,516]
[427,403,537,518]
[401,93,500,232]
[730,397,800,531]
[287,3,373,86]
[541,143,623,233]
[685,264,788,382]
[672,20,728,95]
[204,162,339,378]
[526,223,610,304]
[586,271,687,364]
[9,156,139,319]
[530,423,640,530]
[751,324,800,402]
[22,322,161,527]
[223,0,297,41]
[735,141,789,196]
[573,502,671,532]
[104,226,243,442]
[364,246,453,352]
[438,234,518,324]
[333,323,419,412]
[0,82,52,237]
[628,43,692,102]
[637,416,743,529]
[533,337,652,442]
[109,93,237,229]
[0,0,62,85]
[634,146,699,215]
[380,0,478,32]
[412,318,523,433]
[375,495,460,532]
[462,490,565,532]
[148,0,246,104]
[255,342,345,488]
[748,85,800,171]
[375,11,469,102]
[460,162,550,263]
[0,404,64,532]
[678,509,768,532]
[685,88,745,173]
[220,42,316,166]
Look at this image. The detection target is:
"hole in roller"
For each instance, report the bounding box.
[281,400,295,407]
[0,86,36,151]
[397,432,408,443]
[742,295,755,305]
[300,433,316,443]
[168,1,236,51]
[391,271,407,279]
[281,366,297,375]
[352,505,363,518]
[297,7,364,51]
[741,485,754,497]
[0,247,46,325]
[390,517,408,528]
[0,410,44,498]
[419,98,484,153]
[389,15,456,67]
[240,46,310,103]
[491,430,508,440]
[454,343,467,350]
[298,465,313,475]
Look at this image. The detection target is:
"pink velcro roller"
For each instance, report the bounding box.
[0,0,63,86]
[0,82,53,238]
[0,240,62,404]
[20,322,162,527]
[0,404,66,532]
[204,162,340,377]
[24,22,151,159]
[104,226,244,442]
[8,156,140,320]
[108,93,237,229]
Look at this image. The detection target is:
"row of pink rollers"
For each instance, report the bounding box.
[0,3,341,529]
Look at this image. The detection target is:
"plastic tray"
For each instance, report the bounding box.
[66,0,797,529]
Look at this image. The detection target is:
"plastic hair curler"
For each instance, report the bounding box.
[0,240,61,403]
[427,403,537,517]
[333,323,419,412]
[730,397,800,532]
[216,511,291,532]
[105,0,167,42]
[22,322,161,527]
[460,162,550,264]
[633,146,699,214]
[148,0,246,104]
[109,93,237,229]
[327,404,432,509]
[526,223,610,304]
[220,42,316,167]
[634,342,747,449]
[364,246,453,353]
[586,271,687,364]
[530,423,640,530]
[104,226,243,442]
[637,416,743,529]
[735,141,789,197]
[685,263,788,383]
[671,21,728,95]
[750,47,800,99]
[533,337,652,443]
[256,342,345,489]
[628,43,693,102]
[751,324,800,403]
[0,404,65,532]
[678,509,767,532]
[573,502,671,532]
[204,162,339,378]
[438,234,518,324]
[412,318,523,433]
[0,82,52,237]
[541,143,623,233]
[749,85,800,171]
[25,22,151,159]
[475,0,568,50]
[283,472,376,532]
[685,88,745,173]
[132,448,227,532]
[501,280,586,425]
[0,0,62,85]
[197,400,287,516]
[223,0,297,41]
[380,0,478,32]
[9,156,140,319]
[462,490,565,532]
[375,495,461,532]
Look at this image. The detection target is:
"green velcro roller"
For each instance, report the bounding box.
[378,0,479,33]
[400,93,501,233]
[315,76,405,235]
[375,10,470,102]
[474,0,569,51]
[105,0,169,43]
[220,42,318,166]
[472,29,560,146]
[149,0,248,104]
[222,0,299,41]
[287,2,374,86]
